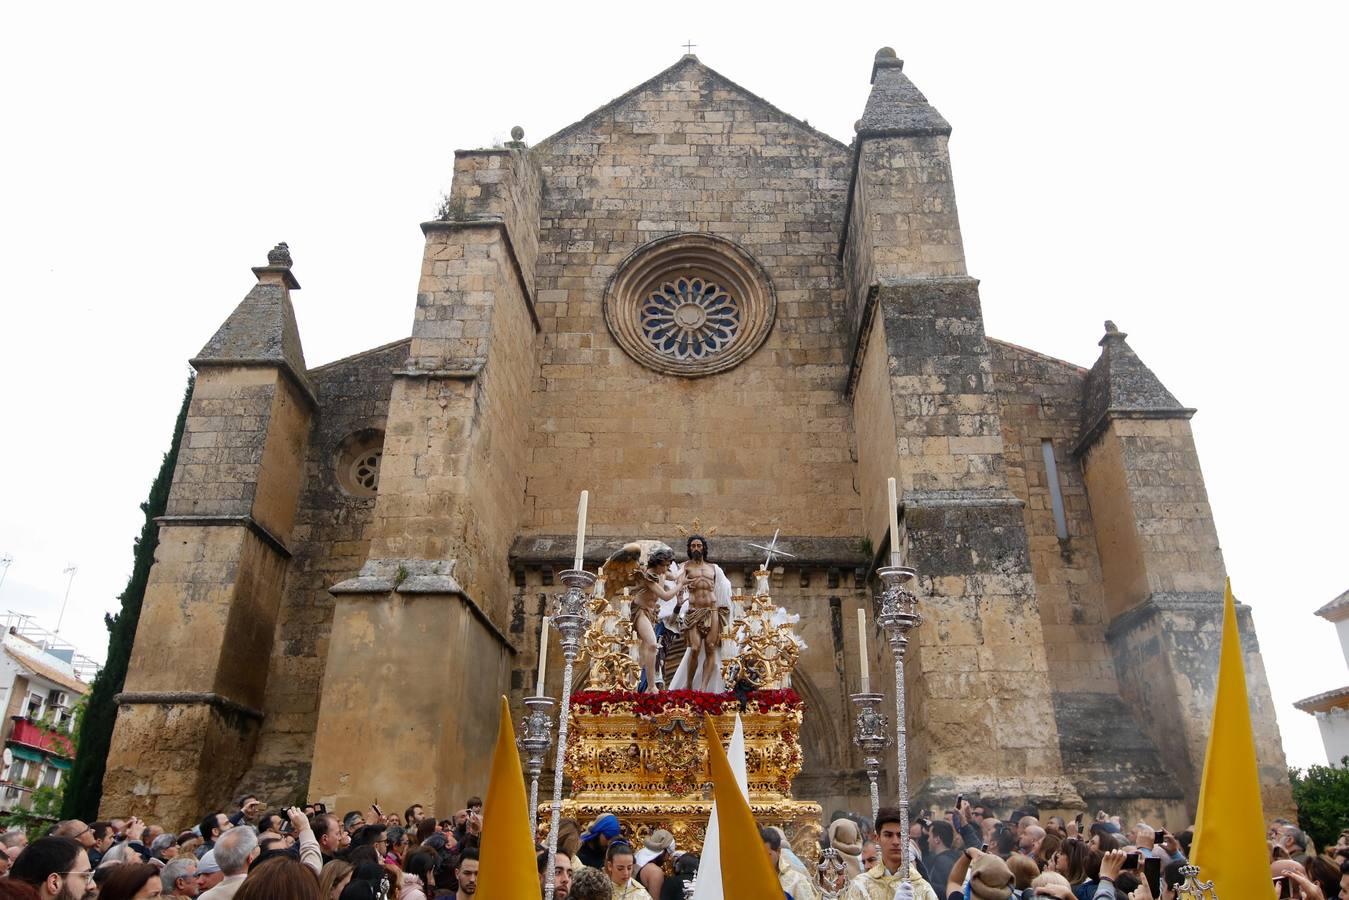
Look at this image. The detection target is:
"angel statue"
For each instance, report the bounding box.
[600,541,683,693]
[668,534,736,693]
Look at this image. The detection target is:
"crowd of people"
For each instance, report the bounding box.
[0,795,1342,900]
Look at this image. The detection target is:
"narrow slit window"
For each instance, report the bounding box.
[1042,439,1069,540]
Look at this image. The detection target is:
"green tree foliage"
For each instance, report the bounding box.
[61,375,194,820]
[1289,757,1349,850]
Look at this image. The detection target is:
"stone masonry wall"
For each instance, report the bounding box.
[239,340,407,803]
[853,317,901,555]
[372,220,535,626]
[988,340,1115,691]
[165,367,282,519]
[525,59,860,540]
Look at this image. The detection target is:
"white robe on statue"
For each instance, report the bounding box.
[668,563,735,693]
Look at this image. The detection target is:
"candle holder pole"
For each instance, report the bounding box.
[518,695,556,837]
[875,564,921,876]
[543,568,596,900]
[850,691,890,825]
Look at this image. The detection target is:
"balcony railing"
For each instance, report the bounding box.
[8,717,74,757]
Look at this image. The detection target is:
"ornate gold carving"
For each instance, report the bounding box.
[721,582,804,691]
[554,695,819,853]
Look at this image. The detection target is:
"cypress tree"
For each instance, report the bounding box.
[62,374,194,819]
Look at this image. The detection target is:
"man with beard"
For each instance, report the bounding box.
[11,836,93,900]
[539,849,572,898]
[454,847,478,898]
[668,535,734,693]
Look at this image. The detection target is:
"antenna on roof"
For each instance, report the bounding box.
[56,564,77,633]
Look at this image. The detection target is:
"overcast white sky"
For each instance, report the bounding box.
[2,1,1345,772]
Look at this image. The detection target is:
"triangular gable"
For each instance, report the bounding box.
[535,55,850,153]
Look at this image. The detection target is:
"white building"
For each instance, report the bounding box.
[0,613,96,811]
[1294,590,1349,765]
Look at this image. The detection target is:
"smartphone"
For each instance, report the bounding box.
[1144,858,1161,897]
[1274,877,1291,900]
[1154,829,1165,844]
[372,801,383,817]
[1123,852,1140,870]
[956,794,964,810]
[1075,813,1084,826]
[981,843,989,852]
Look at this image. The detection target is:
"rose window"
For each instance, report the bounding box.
[640,278,742,361]
[604,234,775,378]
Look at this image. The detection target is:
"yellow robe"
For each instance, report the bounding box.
[780,862,819,900]
[843,864,938,900]
[611,879,653,900]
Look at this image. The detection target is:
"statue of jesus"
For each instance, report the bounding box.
[668,534,735,693]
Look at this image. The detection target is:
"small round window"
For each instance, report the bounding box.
[335,429,385,498]
[351,450,381,493]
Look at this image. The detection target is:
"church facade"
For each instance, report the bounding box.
[102,49,1292,827]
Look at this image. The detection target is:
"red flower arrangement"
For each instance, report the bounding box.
[572,689,802,717]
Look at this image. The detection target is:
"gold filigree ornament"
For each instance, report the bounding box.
[722,577,804,690]
[580,604,640,691]
[556,695,820,853]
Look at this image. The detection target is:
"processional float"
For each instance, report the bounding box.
[530,489,925,900]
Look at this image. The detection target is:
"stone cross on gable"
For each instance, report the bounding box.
[683,40,697,55]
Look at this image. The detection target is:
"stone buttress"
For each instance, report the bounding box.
[102,246,315,823]
[305,147,540,814]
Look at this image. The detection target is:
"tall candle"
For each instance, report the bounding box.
[887,477,901,567]
[573,490,589,571]
[536,616,550,696]
[857,607,871,694]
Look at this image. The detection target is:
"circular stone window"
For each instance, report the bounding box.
[335,429,386,498]
[604,233,775,377]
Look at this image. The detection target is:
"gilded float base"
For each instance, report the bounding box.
[554,690,823,857]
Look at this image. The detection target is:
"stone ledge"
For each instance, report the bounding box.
[114,691,264,722]
[508,535,870,569]
[391,364,482,381]
[419,218,540,333]
[330,558,515,653]
[901,488,1024,510]
[154,515,291,558]
[1104,590,1226,640]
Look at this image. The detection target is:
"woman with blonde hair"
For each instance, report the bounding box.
[319,859,355,900]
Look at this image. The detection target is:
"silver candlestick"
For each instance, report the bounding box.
[850,691,890,825]
[517,694,556,837]
[875,564,921,876]
[816,847,848,899]
[543,568,596,900]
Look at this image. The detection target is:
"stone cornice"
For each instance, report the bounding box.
[114,691,265,722]
[154,515,291,559]
[509,535,870,570]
